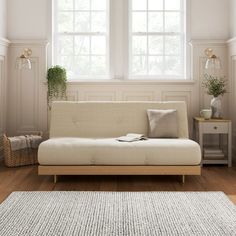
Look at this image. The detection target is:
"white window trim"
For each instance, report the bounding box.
[53,0,191,82]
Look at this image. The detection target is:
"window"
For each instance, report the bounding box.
[54,0,187,80]
[130,0,185,78]
[54,0,109,79]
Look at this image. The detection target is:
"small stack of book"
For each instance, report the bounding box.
[203,148,225,160]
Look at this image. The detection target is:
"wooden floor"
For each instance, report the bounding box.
[0,164,236,204]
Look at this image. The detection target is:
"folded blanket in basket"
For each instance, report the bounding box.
[8,136,27,151]
[8,135,43,151]
[25,135,43,149]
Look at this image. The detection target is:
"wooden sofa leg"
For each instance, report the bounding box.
[182,175,185,184]
[54,175,58,184]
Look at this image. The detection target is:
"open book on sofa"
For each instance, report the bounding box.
[116,133,148,142]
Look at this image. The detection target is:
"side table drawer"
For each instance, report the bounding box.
[202,122,229,134]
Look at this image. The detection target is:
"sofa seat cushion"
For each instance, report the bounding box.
[38,138,201,166]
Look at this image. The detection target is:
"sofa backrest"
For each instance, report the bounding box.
[50,101,189,139]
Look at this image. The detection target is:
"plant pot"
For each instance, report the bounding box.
[210,96,222,118]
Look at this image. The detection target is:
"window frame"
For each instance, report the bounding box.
[128,0,187,80]
[53,0,110,80]
[52,0,191,81]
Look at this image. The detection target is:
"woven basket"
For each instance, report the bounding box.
[3,132,43,168]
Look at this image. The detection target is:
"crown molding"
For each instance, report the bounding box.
[227,37,236,44]
[189,39,227,47]
[9,39,49,47]
[0,37,10,47]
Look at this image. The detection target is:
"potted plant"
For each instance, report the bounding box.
[47,65,67,109]
[202,74,227,118]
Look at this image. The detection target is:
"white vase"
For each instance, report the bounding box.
[210,96,222,118]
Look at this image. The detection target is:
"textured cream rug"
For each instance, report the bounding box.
[0,192,236,236]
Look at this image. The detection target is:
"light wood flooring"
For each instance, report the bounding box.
[0,164,236,204]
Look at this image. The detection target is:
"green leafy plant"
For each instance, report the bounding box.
[47,65,67,107]
[202,74,227,97]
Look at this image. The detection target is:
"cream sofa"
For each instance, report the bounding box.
[38,101,201,183]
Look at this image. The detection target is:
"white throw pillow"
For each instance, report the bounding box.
[147,109,178,138]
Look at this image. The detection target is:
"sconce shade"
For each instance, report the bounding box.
[16,48,32,70]
[204,48,222,76]
[16,55,32,70]
[205,56,222,70]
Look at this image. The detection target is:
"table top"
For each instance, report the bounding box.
[194,117,231,123]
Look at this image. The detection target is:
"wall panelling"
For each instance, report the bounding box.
[7,40,229,144]
[7,40,48,137]
[0,38,9,159]
[228,38,236,161]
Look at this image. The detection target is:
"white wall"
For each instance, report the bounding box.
[0,0,7,38]
[229,0,236,38]
[7,0,50,40]
[191,0,230,40]
[7,0,230,40]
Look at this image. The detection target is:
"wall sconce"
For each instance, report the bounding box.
[204,48,222,71]
[16,48,32,70]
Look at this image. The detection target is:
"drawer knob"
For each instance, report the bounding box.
[214,126,218,130]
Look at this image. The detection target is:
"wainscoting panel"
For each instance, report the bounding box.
[83,90,117,101]
[161,91,192,113]
[122,90,156,101]
[16,59,39,133]
[230,56,236,139]
[190,40,228,113]
[228,37,236,161]
[6,39,232,151]
[0,57,5,158]
[7,40,48,137]
[0,38,9,159]
[0,58,5,133]
[66,91,78,101]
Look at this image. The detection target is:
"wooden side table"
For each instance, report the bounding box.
[193,117,232,167]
